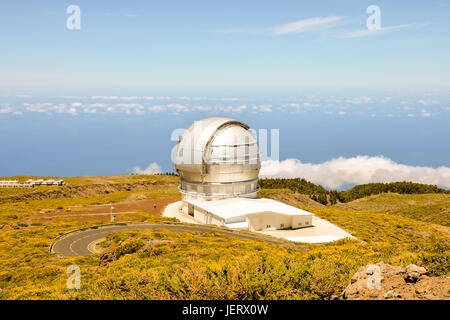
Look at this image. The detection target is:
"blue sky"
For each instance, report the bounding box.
[1,0,450,91]
[1,1,449,189]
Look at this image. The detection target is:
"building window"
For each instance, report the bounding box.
[280,224,284,228]
[266,225,271,228]
[298,222,302,226]
[305,221,309,225]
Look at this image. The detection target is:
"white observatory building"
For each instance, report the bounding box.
[174,117,313,231]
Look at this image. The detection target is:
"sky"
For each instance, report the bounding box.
[1,1,449,189]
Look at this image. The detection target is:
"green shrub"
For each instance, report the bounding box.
[114,239,146,258]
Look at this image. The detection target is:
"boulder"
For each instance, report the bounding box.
[404,264,427,283]
[342,262,450,300]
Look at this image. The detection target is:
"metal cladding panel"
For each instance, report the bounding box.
[174,117,261,199]
[174,117,240,166]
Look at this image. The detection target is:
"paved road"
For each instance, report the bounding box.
[53,224,288,257]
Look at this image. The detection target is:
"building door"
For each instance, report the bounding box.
[188,203,194,216]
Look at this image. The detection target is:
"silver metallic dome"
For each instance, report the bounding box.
[174,117,260,201]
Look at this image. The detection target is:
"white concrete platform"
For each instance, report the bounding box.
[225,221,249,229]
[187,197,312,220]
[162,201,355,244]
[162,201,201,224]
[260,216,355,243]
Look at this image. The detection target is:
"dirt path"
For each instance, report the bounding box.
[26,197,180,224]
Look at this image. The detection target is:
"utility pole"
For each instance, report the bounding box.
[110,202,115,222]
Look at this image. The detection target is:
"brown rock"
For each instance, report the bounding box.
[404,264,427,283]
[99,251,117,267]
[342,262,450,300]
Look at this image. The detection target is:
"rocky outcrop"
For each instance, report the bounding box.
[99,252,117,267]
[342,262,450,300]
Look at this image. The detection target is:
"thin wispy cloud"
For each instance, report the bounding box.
[214,16,345,35]
[270,16,344,35]
[341,23,421,38]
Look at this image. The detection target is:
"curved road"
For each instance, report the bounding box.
[53,224,288,257]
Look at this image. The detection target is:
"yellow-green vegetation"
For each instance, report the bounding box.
[0,174,178,186]
[334,193,450,227]
[0,175,448,300]
[0,189,178,227]
[0,174,179,204]
[0,174,179,227]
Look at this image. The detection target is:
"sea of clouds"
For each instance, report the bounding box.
[260,155,450,189]
[134,156,450,190]
[1,94,449,118]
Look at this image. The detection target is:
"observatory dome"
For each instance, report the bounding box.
[174,117,260,201]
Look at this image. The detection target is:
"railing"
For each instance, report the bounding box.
[161,221,291,244]
[0,184,33,188]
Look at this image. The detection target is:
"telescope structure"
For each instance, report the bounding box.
[173,117,260,201]
[174,117,313,231]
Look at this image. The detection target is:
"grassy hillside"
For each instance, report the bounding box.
[259,178,450,205]
[0,174,179,205]
[336,182,450,203]
[0,174,448,299]
[334,193,450,227]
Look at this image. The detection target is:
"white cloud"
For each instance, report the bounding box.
[215,16,344,35]
[148,105,165,113]
[420,109,431,117]
[91,103,108,108]
[132,162,162,175]
[0,104,12,114]
[417,99,439,106]
[260,156,450,189]
[26,103,53,113]
[167,103,189,113]
[218,105,247,113]
[270,16,344,35]
[303,102,319,107]
[89,95,171,101]
[252,105,272,112]
[344,96,373,104]
[191,105,211,112]
[83,108,97,114]
[341,23,419,38]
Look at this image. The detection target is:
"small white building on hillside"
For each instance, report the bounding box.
[185,197,312,231]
